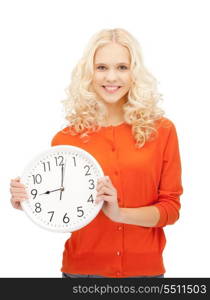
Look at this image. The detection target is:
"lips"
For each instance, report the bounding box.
[102,85,121,93]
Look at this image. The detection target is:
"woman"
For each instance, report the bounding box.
[10,28,183,278]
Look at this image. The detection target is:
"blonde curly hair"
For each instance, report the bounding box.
[61,28,165,148]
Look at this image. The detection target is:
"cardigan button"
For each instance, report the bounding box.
[116,251,121,256]
[117,226,122,231]
[116,271,121,276]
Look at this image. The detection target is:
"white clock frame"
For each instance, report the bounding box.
[20,145,104,233]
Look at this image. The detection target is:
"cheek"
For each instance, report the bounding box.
[124,74,132,86]
[93,73,103,85]
[120,72,132,87]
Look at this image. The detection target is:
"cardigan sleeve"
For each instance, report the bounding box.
[153,122,183,227]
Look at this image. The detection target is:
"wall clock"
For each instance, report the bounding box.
[20,145,104,233]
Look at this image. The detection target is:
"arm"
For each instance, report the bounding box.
[96,181,161,227]
[119,122,183,228]
[118,206,160,227]
[152,122,183,227]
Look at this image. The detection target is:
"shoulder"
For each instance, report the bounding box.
[155,116,175,129]
[51,126,79,146]
[155,117,177,134]
[153,117,180,145]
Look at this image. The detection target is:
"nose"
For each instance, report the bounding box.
[105,68,118,82]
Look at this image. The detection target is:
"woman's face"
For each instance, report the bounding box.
[92,42,132,105]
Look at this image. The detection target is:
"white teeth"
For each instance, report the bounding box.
[103,86,120,91]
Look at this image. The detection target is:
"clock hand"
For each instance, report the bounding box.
[60,159,66,200]
[40,188,62,195]
[61,163,64,187]
[60,164,64,200]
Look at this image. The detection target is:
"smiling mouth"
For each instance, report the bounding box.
[102,86,121,93]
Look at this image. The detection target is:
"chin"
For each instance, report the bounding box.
[102,97,125,104]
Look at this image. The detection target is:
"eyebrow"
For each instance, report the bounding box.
[95,62,130,66]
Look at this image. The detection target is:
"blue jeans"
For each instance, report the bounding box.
[62,272,164,278]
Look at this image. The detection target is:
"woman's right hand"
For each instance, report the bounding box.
[10,177,28,210]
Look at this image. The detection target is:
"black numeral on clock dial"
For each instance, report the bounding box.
[35,202,41,213]
[84,165,91,176]
[42,161,51,172]
[32,174,42,184]
[31,189,37,199]
[48,211,54,222]
[55,155,64,166]
[88,179,95,189]
[87,194,94,203]
[77,206,84,217]
[63,213,70,223]
[73,156,76,166]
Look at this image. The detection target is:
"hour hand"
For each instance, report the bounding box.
[39,188,62,195]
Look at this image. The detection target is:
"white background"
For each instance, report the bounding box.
[0,0,210,278]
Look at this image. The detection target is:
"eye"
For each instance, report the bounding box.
[96,66,106,71]
[119,65,128,70]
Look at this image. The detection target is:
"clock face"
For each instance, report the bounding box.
[21,145,104,233]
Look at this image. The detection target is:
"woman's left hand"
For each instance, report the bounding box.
[95,176,121,222]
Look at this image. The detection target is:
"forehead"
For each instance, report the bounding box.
[94,42,131,64]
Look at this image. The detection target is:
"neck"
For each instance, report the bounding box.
[102,97,126,126]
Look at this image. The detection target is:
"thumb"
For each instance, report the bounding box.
[106,176,112,184]
[14,176,20,181]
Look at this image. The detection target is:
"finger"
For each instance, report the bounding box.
[11,199,23,210]
[96,186,114,196]
[96,182,106,191]
[11,177,21,183]
[11,190,29,199]
[15,204,23,210]
[11,195,28,204]
[10,181,26,188]
[95,195,105,203]
[11,195,28,203]
[10,187,27,193]
[97,176,110,184]
[97,176,114,188]
[105,176,114,187]
[12,193,29,199]
[10,186,27,193]
[96,182,105,192]
[96,195,115,203]
[95,188,116,204]
[96,180,112,191]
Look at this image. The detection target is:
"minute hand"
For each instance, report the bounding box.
[60,163,65,200]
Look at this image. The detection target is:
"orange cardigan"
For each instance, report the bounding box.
[51,118,183,277]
